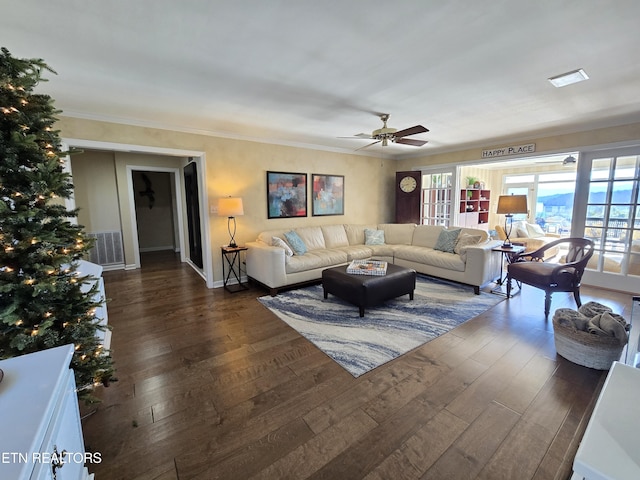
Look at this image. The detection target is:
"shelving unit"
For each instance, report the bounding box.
[459,188,491,229]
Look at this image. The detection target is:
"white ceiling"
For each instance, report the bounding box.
[3,1,640,159]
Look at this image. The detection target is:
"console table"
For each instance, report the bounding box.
[0,345,94,479]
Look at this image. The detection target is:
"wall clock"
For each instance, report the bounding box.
[395,171,421,223]
[399,175,417,193]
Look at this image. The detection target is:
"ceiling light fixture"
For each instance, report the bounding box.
[548,68,589,88]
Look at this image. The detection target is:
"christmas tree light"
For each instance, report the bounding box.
[0,47,114,403]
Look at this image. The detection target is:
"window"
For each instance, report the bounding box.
[503,171,576,234]
[584,155,640,275]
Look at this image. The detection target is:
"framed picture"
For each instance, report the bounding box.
[266,171,307,218]
[312,174,344,216]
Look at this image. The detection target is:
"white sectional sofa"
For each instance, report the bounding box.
[246,223,502,295]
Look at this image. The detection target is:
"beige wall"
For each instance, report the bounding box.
[400,122,640,229]
[71,151,120,232]
[397,121,640,171]
[60,115,640,285]
[58,116,394,286]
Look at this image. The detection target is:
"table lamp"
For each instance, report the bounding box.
[218,197,244,248]
[496,194,528,247]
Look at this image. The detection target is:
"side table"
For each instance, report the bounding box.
[221,246,249,293]
[492,244,525,297]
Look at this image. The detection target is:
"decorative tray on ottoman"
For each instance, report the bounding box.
[346,259,388,276]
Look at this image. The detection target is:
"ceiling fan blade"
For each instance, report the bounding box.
[394,125,428,138]
[338,133,373,139]
[355,140,382,151]
[395,138,428,147]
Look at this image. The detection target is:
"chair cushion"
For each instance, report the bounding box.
[508,261,556,285]
[508,261,575,288]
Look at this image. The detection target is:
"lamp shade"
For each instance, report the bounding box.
[496,194,528,214]
[218,197,244,217]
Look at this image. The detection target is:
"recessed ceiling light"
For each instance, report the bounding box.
[548,68,589,88]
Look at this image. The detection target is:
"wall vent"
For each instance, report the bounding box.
[87,231,124,266]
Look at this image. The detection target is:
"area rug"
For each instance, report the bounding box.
[258,275,503,377]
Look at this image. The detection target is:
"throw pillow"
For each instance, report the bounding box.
[434,228,461,253]
[513,221,529,238]
[283,230,307,255]
[454,233,482,260]
[364,228,385,245]
[525,222,545,238]
[272,236,293,257]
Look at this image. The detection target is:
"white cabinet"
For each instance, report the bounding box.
[0,345,94,480]
[572,362,640,479]
[75,260,111,351]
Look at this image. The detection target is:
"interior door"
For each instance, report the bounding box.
[183,161,203,269]
[421,168,455,226]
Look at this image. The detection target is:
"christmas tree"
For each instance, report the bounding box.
[0,47,114,403]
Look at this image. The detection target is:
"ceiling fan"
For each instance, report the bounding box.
[343,114,429,150]
[534,154,578,166]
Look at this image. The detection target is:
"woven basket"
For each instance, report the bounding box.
[552,314,625,370]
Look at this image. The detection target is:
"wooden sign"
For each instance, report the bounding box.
[482,143,536,158]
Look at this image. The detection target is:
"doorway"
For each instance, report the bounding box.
[132,170,179,254]
[183,161,203,269]
[62,139,213,288]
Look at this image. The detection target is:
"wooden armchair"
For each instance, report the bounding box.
[506,238,595,317]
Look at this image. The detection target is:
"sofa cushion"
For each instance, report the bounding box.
[378,223,415,245]
[366,244,396,257]
[434,228,461,253]
[285,249,348,273]
[272,236,293,257]
[394,245,466,272]
[335,245,374,261]
[364,228,385,245]
[412,225,444,248]
[284,230,307,255]
[257,229,289,245]
[344,224,378,245]
[321,225,349,248]
[294,226,326,251]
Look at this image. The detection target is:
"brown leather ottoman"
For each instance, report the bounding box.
[322,264,417,317]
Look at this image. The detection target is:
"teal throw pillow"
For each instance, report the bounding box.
[434,228,461,253]
[364,228,385,245]
[283,230,307,255]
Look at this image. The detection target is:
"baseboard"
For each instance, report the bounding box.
[139,246,175,253]
[101,263,125,272]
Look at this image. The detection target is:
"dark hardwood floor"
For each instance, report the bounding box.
[81,251,632,480]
